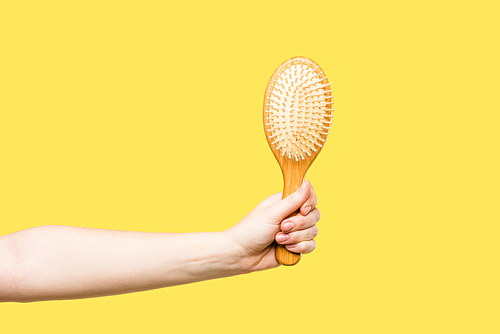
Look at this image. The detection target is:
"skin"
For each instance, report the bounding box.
[0,180,320,302]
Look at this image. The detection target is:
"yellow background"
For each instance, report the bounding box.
[1,1,499,333]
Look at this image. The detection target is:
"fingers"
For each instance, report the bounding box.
[268,180,311,221]
[286,240,316,254]
[300,182,317,216]
[276,225,318,245]
[275,207,321,255]
[280,207,320,233]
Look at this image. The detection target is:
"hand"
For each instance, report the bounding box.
[228,180,320,272]
[0,181,319,302]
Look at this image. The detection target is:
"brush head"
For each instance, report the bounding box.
[264,56,333,163]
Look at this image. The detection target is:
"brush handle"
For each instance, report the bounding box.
[275,174,304,266]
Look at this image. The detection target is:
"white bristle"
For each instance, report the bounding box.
[265,59,333,159]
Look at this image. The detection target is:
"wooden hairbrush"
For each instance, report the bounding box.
[263,56,333,266]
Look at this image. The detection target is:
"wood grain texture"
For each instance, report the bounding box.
[263,56,332,266]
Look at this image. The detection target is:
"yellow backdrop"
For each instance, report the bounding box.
[1,1,499,333]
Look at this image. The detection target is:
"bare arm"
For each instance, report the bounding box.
[0,226,244,302]
[0,181,320,302]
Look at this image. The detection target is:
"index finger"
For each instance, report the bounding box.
[300,181,317,216]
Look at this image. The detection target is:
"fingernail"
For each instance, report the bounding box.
[304,206,312,215]
[282,222,294,232]
[276,234,289,243]
[299,181,307,193]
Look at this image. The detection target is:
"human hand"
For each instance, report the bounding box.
[227,180,320,272]
[0,181,319,302]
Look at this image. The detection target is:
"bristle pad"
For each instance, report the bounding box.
[266,59,333,161]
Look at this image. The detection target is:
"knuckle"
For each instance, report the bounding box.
[310,240,317,252]
[283,195,294,207]
[293,243,304,253]
[315,208,321,221]
[297,230,307,243]
[293,216,304,229]
[304,240,316,254]
[311,225,319,238]
[312,195,318,207]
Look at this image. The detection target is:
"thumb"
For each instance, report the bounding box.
[268,180,310,221]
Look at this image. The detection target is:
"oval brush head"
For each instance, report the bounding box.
[263,56,332,266]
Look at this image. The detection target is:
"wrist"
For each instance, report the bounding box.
[217,229,253,275]
[221,228,274,274]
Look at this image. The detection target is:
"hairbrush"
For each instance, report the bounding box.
[263,56,333,266]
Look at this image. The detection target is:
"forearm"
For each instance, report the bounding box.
[0,225,245,302]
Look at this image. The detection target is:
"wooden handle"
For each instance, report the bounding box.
[275,173,304,266]
[276,244,301,266]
